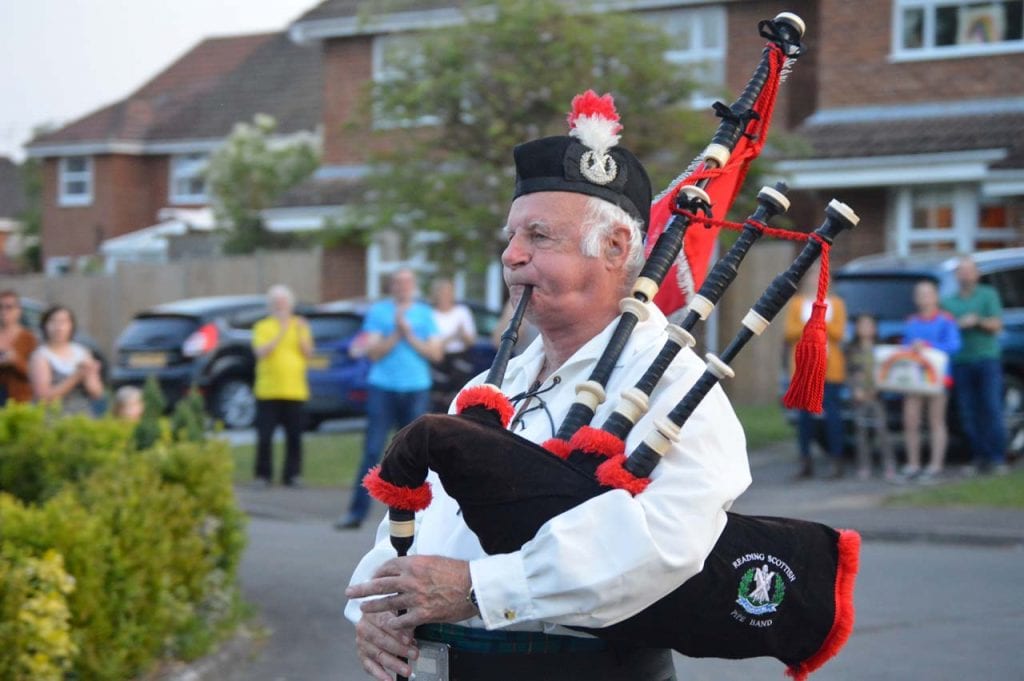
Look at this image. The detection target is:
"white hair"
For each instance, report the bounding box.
[579,196,645,281]
[267,284,295,307]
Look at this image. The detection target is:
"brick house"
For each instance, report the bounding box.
[25,31,323,275]
[775,0,1024,259]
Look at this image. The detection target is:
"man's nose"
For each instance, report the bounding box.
[501,234,529,268]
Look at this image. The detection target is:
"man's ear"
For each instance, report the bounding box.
[604,225,631,268]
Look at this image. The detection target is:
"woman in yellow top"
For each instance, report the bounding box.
[783,268,848,480]
[252,284,313,487]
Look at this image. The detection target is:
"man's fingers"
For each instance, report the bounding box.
[346,574,404,599]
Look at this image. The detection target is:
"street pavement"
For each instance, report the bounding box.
[172,435,1024,681]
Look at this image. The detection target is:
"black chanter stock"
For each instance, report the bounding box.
[553,11,805,443]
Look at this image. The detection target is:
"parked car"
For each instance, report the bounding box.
[304,299,502,427]
[787,248,1024,460]
[109,295,278,429]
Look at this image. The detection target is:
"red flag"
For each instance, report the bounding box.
[647,45,784,316]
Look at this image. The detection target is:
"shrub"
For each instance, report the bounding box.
[0,406,246,681]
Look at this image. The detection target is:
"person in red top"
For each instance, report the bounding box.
[0,291,39,404]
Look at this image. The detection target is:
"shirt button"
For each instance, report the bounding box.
[503,609,516,621]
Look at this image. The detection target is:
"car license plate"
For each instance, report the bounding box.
[128,352,167,368]
[308,354,329,370]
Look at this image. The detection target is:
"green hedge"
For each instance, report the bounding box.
[0,404,246,681]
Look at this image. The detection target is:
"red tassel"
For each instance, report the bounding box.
[362,466,433,511]
[786,529,861,680]
[782,301,828,413]
[783,241,832,414]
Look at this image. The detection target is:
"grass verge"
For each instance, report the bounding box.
[886,466,1024,509]
[734,403,792,451]
[230,431,363,487]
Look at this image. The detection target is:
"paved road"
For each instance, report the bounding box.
[190,438,1024,681]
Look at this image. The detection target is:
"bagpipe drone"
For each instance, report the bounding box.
[364,13,861,681]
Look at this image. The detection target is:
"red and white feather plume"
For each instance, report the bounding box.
[567,90,622,153]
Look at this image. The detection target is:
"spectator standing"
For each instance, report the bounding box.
[251,285,313,488]
[941,256,1009,475]
[847,314,897,481]
[784,271,848,479]
[0,291,39,404]
[29,305,104,415]
[901,281,961,482]
[336,268,441,529]
[429,278,477,411]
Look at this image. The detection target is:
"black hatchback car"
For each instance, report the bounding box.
[803,248,1024,460]
[110,295,275,429]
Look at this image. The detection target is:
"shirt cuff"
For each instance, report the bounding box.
[469,552,534,630]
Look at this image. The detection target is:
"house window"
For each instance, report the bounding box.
[169,153,208,204]
[58,157,93,206]
[371,33,438,128]
[896,185,1021,254]
[894,1,1024,58]
[642,6,727,108]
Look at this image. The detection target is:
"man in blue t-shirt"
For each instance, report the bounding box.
[337,269,442,529]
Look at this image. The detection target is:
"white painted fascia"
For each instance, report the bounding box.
[289,0,730,42]
[774,149,1008,189]
[262,205,351,233]
[26,132,319,159]
[982,169,1024,197]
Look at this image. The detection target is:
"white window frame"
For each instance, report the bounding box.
[371,33,439,129]
[169,153,209,204]
[643,5,727,108]
[892,184,1022,254]
[58,156,93,207]
[891,0,1024,61]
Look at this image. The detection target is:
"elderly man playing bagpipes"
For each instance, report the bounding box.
[346,13,860,681]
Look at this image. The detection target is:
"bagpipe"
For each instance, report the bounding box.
[363,12,861,681]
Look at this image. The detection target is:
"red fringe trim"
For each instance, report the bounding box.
[595,455,650,496]
[569,426,626,459]
[542,438,574,460]
[786,529,861,681]
[362,466,433,511]
[455,385,514,428]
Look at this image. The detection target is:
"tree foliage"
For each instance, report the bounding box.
[205,114,320,254]
[347,0,715,276]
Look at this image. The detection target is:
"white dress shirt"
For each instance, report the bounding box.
[345,303,751,636]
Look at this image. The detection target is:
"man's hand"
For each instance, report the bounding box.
[959,312,980,329]
[346,555,477,629]
[354,611,418,681]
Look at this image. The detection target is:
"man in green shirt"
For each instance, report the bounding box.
[941,256,1008,474]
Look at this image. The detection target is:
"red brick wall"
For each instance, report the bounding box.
[818,0,1024,108]
[788,187,889,265]
[321,37,375,165]
[321,243,367,300]
[41,154,171,262]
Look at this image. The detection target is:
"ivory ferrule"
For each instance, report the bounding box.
[757,184,791,212]
[390,519,416,538]
[616,388,650,424]
[678,184,712,205]
[688,294,715,321]
[827,199,860,226]
[632,276,660,302]
[644,417,682,457]
[741,309,771,336]
[774,11,806,37]
[702,143,731,169]
[705,353,735,380]
[666,324,696,348]
[575,381,606,410]
[619,296,650,321]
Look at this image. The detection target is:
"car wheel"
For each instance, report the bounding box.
[1004,373,1024,459]
[213,377,257,430]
